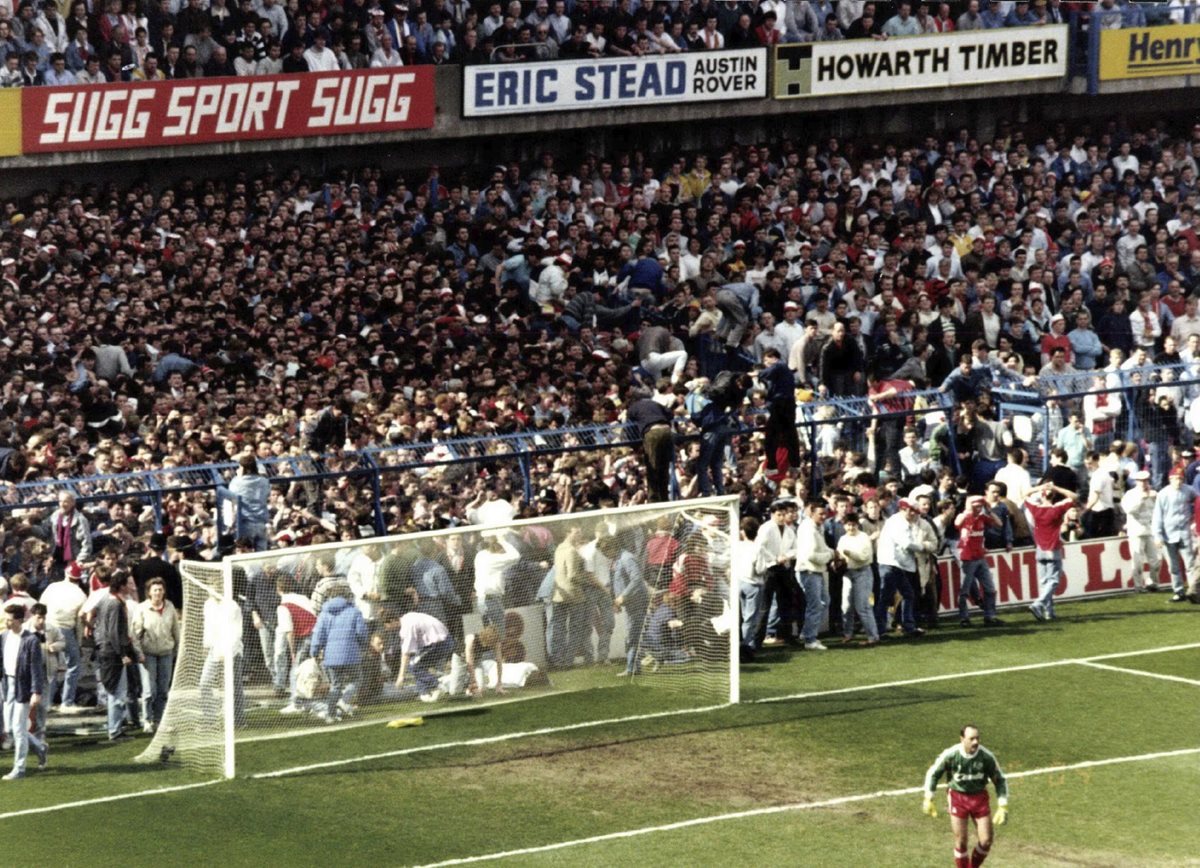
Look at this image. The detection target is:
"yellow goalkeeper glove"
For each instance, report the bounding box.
[922,798,938,818]
[993,806,1008,826]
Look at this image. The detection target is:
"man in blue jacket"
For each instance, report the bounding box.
[311,593,367,722]
[1,604,48,780]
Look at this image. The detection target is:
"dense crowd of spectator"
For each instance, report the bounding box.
[1,99,1200,773]
[0,0,1165,86]
[5,114,1200,557]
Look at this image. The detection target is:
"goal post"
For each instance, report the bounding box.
[138,495,739,778]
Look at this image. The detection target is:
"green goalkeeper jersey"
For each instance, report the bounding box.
[924,745,1009,802]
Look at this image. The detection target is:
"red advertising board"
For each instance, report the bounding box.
[21,68,435,154]
[936,535,1166,614]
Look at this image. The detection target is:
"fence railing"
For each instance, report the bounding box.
[7,362,1196,532]
[0,422,652,536]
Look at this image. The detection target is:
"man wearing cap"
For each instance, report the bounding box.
[955,496,1003,627]
[1025,482,1079,621]
[775,301,807,362]
[1,604,48,779]
[1121,470,1160,592]
[532,251,571,306]
[1152,468,1200,604]
[875,499,932,637]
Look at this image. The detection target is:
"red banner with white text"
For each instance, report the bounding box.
[937,536,1163,614]
[21,68,435,154]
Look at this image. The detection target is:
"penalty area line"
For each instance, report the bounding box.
[411,747,1200,867]
[1077,660,1200,688]
[754,641,1200,706]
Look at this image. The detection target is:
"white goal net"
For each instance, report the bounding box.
[137,496,739,777]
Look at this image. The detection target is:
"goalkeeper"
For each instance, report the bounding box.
[922,724,1009,868]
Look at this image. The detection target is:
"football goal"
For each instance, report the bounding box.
[137,496,740,778]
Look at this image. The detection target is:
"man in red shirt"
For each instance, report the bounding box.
[867,372,915,479]
[1024,482,1078,621]
[954,496,1003,627]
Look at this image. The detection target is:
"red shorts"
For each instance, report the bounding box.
[948,789,991,820]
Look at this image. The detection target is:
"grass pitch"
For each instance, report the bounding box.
[5,594,1199,867]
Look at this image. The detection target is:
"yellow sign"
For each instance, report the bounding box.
[0,90,20,157]
[1100,24,1200,80]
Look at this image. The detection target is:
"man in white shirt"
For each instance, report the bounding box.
[303,31,340,71]
[472,530,521,689]
[1121,471,1160,592]
[753,499,798,647]
[38,570,86,711]
[994,449,1033,505]
[394,610,454,701]
[345,546,381,623]
[899,428,934,483]
[1083,451,1116,538]
[467,485,518,526]
[875,499,931,638]
[795,501,835,651]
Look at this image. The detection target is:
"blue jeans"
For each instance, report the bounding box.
[621,588,649,672]
[875,566,917,635]
[3,682,45,775]
[1162,539,1195,594]
[105,666,128,738]
[1035,548,1064,615]
[584,584,615,662]
[958,558,997,620]
[480,596,506,640]
[410,637,454,693]
[239,522,269,552]
[548,599,588,668]
[324,663,359,716]
[143,652,174,725]
[256,622,285,689]
[58,626,81,706]
[697,429,731,496]
[842,566,878,641]
[798,570,829,643]
[740,581,767,651]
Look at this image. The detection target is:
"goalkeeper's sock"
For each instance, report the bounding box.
[970,842,991,867]
[954,849,970,868]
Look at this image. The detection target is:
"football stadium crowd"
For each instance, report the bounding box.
[5,109,1200,766]
[0,0,1133,85]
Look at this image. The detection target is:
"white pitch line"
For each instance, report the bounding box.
[411,747,1200,868]
[0,780,222,821]
[253,641,1200,781]
[755,642,1200,705]
[1078,660,1200,688]
[6,642,1198,821]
